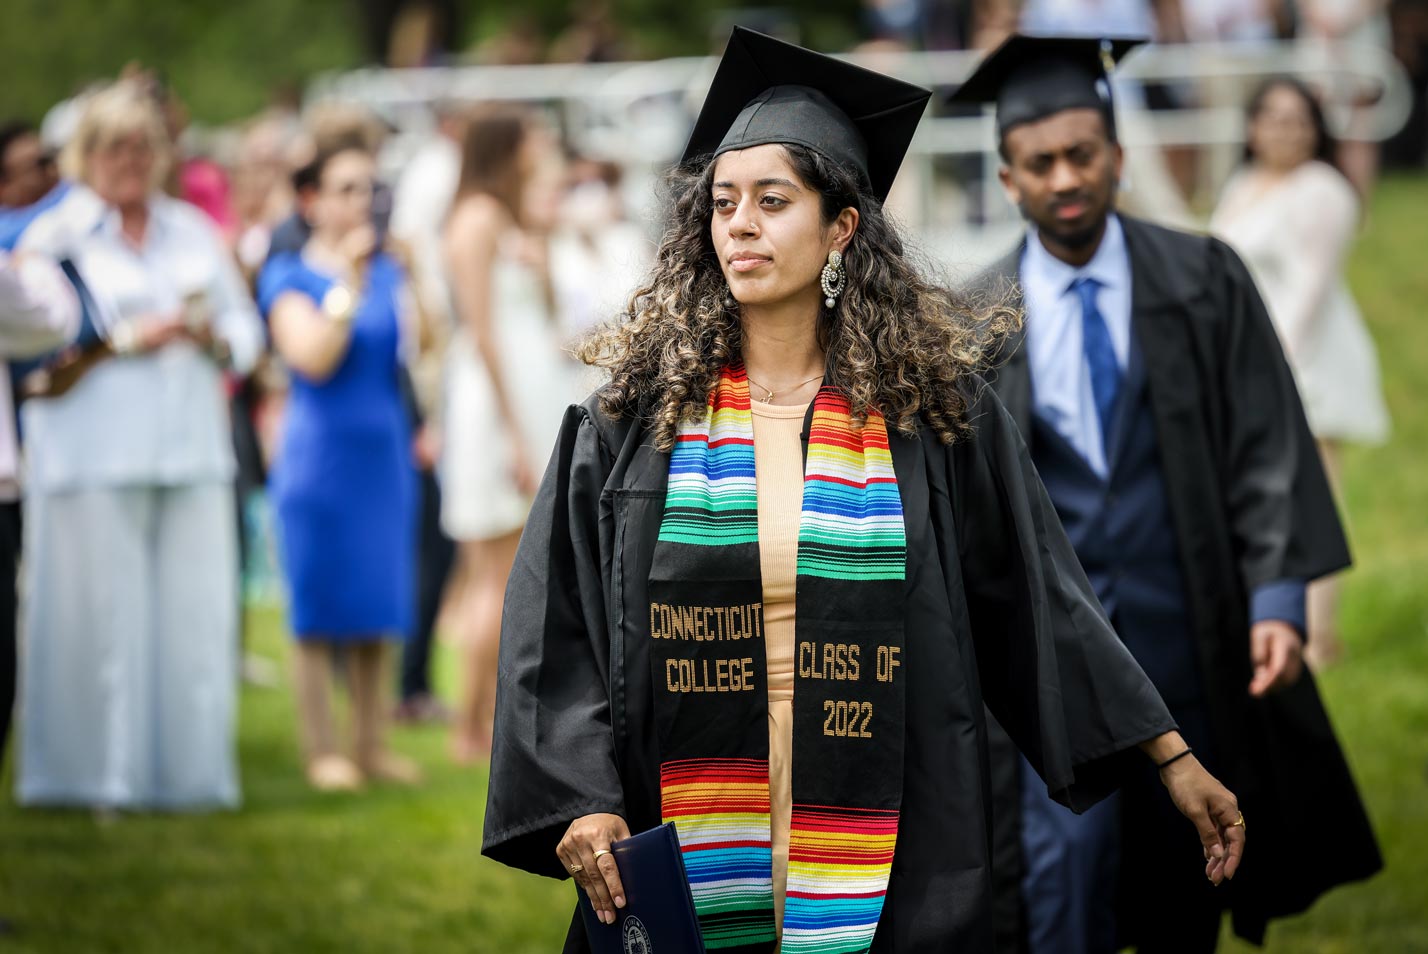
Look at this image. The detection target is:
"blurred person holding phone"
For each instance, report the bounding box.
[14,82,263,811]
[258,143,422,792]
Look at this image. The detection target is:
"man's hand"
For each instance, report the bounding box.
[338,223,378,273]
[1249,620,1304,697]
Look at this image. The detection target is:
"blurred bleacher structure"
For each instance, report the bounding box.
[306,39,1413,275]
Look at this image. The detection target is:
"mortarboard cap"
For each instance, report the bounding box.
[682,27,932,202]
[949,33,1147,141]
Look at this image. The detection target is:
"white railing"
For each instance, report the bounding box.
[310,40,1411,152]
[308,40,1413,267]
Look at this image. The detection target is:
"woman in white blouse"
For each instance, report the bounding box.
[15,83,264,810]
[1211,77,1390,666]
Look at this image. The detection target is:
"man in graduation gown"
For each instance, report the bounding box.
[481,27,1249,954]
[953,33,1382,954]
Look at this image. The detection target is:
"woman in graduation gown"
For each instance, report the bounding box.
[482,28,1245,954]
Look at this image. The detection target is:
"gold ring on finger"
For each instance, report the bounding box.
[593,849,612,861]
[569,864,584,874]
[1231,812,1245,829]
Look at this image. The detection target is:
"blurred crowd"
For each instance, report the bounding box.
[388,0,1428,199]
[0,68,647,807]
[0,0,1418,813]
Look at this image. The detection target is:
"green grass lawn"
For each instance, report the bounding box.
[0,609,574,953]
[1214,173,1428,953]
[3,177,1428,953]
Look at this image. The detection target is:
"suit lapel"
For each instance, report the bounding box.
[1117,215,1210,502]
[1121,216,1199,423]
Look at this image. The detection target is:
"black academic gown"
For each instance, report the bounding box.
[482,381,1179,954]
[978,214,1382,947]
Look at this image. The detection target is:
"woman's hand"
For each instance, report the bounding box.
[119,312,189,353]
[510,440,539,498]
[1160,755,1246,886]
[179,321,233,367]
[557,813,631,926]
[338,224,378,274]
[412,424,441,472]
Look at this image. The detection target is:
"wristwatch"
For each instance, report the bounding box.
[321,284,357,326]
[207,336,233,369]
[109,319,139,356]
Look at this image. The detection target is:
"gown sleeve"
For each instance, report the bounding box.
[482,403,627,877]
[1209,237,1352,589]
[952,383,1177,812]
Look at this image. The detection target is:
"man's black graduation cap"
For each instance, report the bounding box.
[949,34,1147,141]
[682,27,932,202]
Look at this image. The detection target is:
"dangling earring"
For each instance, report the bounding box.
[821,249,846,309]
[724,285,738,309]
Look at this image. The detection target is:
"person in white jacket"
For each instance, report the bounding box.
[0,250,80,766]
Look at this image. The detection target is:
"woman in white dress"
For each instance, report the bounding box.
[1211,77,1390,666]
[441,106,573,761]
[15,83,264,809]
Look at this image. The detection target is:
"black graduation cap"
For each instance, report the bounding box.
[949,34,1147,140]
[682,27,932,201]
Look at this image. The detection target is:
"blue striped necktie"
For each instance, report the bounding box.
[1072,276,1120,444]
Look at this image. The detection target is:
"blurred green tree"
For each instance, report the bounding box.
[0,0,363,124]
[0,0,863,126]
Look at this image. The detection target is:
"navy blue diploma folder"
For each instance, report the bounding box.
[576,822,706,954]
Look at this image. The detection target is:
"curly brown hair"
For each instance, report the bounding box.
[576,143,1017,449]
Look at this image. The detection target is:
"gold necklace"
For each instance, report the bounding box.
[744,371,825,404]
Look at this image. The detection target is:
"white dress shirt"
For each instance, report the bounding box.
[0,252,81,499]
[17,186,264,492]
[1020,213,1133,477]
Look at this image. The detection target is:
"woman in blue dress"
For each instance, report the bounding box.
[258,143,421,791]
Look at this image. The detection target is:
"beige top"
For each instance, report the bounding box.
[750,399,807,939]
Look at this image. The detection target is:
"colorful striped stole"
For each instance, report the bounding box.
[648,365,907,954]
